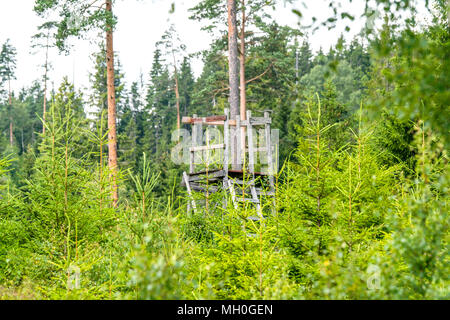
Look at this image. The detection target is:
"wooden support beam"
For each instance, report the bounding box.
[264,111,274,177]
[248,117,271,125]
[265,110,276,216]
[182,117,270,127]
[223,108,230,211]
[190,114,198,174]
[235,115,242,170]
[190,143,224,153]
[183,171,197,214]
[186,170,226,183]
[227,180,238,209]
[247,110,255,174]
[182,115,227,124]
[224,108,230,174]
[190,183,220,193]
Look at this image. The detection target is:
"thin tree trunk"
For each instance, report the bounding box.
[21,128,24,151]
[239,0,246,120]
[316,105,322,254]
[239,0,247,160]
[106,0,119,207]
[348,155,353,252]
[8,78,13,147]
[295,47,299,85]
[227,0,240,169]
[43,30,49,135]
[9,120,13,146]
[172,50,181,131]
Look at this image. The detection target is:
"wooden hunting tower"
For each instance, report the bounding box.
[181,108,277,220]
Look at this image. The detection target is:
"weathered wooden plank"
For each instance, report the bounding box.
[265,111,274,178]
[181,115,227,124]
[250,183,263,219]
[247,110,255,174]
[244,145,267,153]
[233,179,256,185]
[265,110,276,215]
[223,108,229,173]
[249,117,271,125]
[190,183,220,193]
[183,171,197,214]
[190,114,197,173]
[190,143,224,153]
[182,115,227,124]
[188,168,223,176]
[227,180,238,209]
[235,115,242,170]
[187,170,226,182]
[181,118,269,127]
[193,115,203,169]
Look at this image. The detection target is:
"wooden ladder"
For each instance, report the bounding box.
[227,178,263,221]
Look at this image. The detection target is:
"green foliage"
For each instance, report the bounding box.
[33,0,117,52]
[372,126,449,299]
[371,111,416,171]
[366,3,450,147]
[0,0,448,301]
[181,200,298,300]
[128,216,190,300]
[0,39,17,88]
[300,60,363,112]
[22,80,115,245]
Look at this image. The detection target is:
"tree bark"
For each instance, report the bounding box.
[106,0,119,207]
[227,0,240,169]
[8,78,13,147]
[172,50,181,131]
[175,72,180,130]
[239,0,246,158]
[43,30,49,135]
[9,119,13,146]
[239,0,246,121]
[227,0,239,118]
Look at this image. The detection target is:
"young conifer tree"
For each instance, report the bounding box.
[34,0,120,206]
[0,39,17,147]
[24,79,115,252]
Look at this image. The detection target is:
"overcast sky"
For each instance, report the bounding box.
[0,0,370,95]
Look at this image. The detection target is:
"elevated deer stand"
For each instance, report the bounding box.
[181,108,276,221]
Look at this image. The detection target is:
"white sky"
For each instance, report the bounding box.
[0,0,371,95]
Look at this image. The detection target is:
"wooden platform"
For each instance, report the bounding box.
[182,169,270,186]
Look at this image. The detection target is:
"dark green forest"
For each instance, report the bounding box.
[0,0,448,299]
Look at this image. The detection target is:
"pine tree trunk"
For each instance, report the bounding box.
[239,0,247,158]
[9,119,13,146]
[43,31,49,135]
[9,79,13,147]
[173,51,181,131]
[240,0,246,121]
[106,0,119,207]
[43,79,47,134]
[175,75,180,130]
[227,0,240,169]
[227,0,239,118]
[21,128,24,152]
